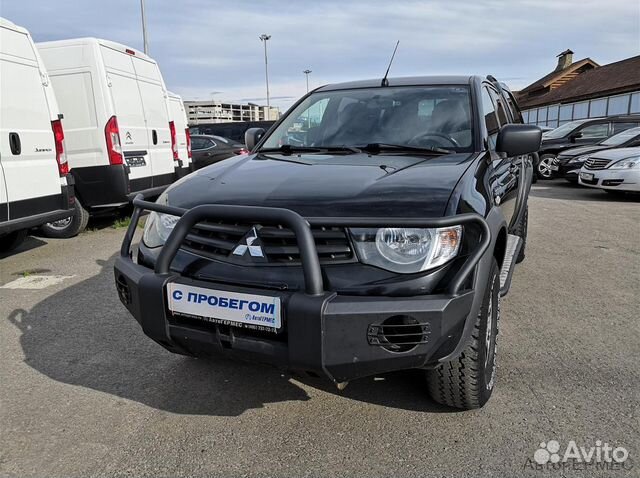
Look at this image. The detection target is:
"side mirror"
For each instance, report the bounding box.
[496,124,542,156]
[245,128,266,151]
[570,131,583,142]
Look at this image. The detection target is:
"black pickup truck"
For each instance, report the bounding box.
[114,76,541,410]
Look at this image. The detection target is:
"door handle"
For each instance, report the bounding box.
[9,132,21,155]
[152,130,158,145]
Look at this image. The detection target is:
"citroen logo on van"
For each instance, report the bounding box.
[125,131,133,141]
[232,227,266,260]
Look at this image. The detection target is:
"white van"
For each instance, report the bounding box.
[167,91,192,176]
[0,18,75,252]
[36,38,178,237]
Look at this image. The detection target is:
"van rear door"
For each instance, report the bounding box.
[0,23,61,220]
[168,95,190,170]
[131,56,174,188]
[100,45,153,191]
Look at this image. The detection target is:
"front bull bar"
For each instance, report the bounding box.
[121,194,491,297]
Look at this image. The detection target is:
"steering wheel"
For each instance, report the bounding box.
[409,131,460,148]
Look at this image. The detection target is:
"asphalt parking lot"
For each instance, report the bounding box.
[1,180,638,478]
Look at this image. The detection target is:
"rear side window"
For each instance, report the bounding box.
[579,123,609,139]
[481,87,500,148]
[191,137,208,150]
[612,122,638,134]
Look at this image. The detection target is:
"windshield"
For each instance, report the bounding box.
[600,126,640,146]
[260,86,474,152]
[543,119,592,139]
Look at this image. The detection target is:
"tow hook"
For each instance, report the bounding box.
[336,381,349,391]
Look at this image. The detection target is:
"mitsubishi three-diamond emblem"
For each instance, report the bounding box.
[232,227,265,258]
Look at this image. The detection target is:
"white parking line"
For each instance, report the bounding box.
[0,275,76,290]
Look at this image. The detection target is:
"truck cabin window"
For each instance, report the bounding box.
[261,86,474,152]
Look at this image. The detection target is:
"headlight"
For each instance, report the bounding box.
[568,154,589,164]
[349,226,462,273]
[142,212,180,248]
[609,156,640,169]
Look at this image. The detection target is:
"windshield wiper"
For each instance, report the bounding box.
[359,143,452,155]
[259,145,361,156]
[259,146,323,155]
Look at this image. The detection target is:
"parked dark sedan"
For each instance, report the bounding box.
[190,121,276,144]
[191,135,248,170]
[535,115,640,179]
[557,126,640,182]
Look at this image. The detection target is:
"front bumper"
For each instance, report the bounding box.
[578,168,640,191]
[559,163,582,181]
[556,156,584,182]
[114,196,491,383]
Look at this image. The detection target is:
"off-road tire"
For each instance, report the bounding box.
[40,199,90,238]
[0,229,27,253]
[536,154,556,180]
[426,258,500,410]
[514,206,528,264]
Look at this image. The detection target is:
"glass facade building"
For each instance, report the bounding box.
[522,91,640,128]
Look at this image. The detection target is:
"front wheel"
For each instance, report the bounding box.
[40,199,90,238]
[426,258,500,410]
[536,154,556,180]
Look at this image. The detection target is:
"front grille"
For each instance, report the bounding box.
[181,220,355,265]
[584,158,612,170]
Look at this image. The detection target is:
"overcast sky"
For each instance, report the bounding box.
[3,0,639,111]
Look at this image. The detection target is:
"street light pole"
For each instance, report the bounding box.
[259,34,271,120]
[303,69,312,93]
[140,0,149,54]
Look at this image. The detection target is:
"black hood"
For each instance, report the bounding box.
[164,152,476,218]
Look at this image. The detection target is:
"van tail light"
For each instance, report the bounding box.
[169,121,179,161]
[185,128,192,159]
[51,119,68,176]
[104,116,123,165]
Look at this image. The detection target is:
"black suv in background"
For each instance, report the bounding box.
[535,115,640,179]
[557,126,640,182]
[191,121,276,144]
[190,134,248,170]
[114,76,541,410]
